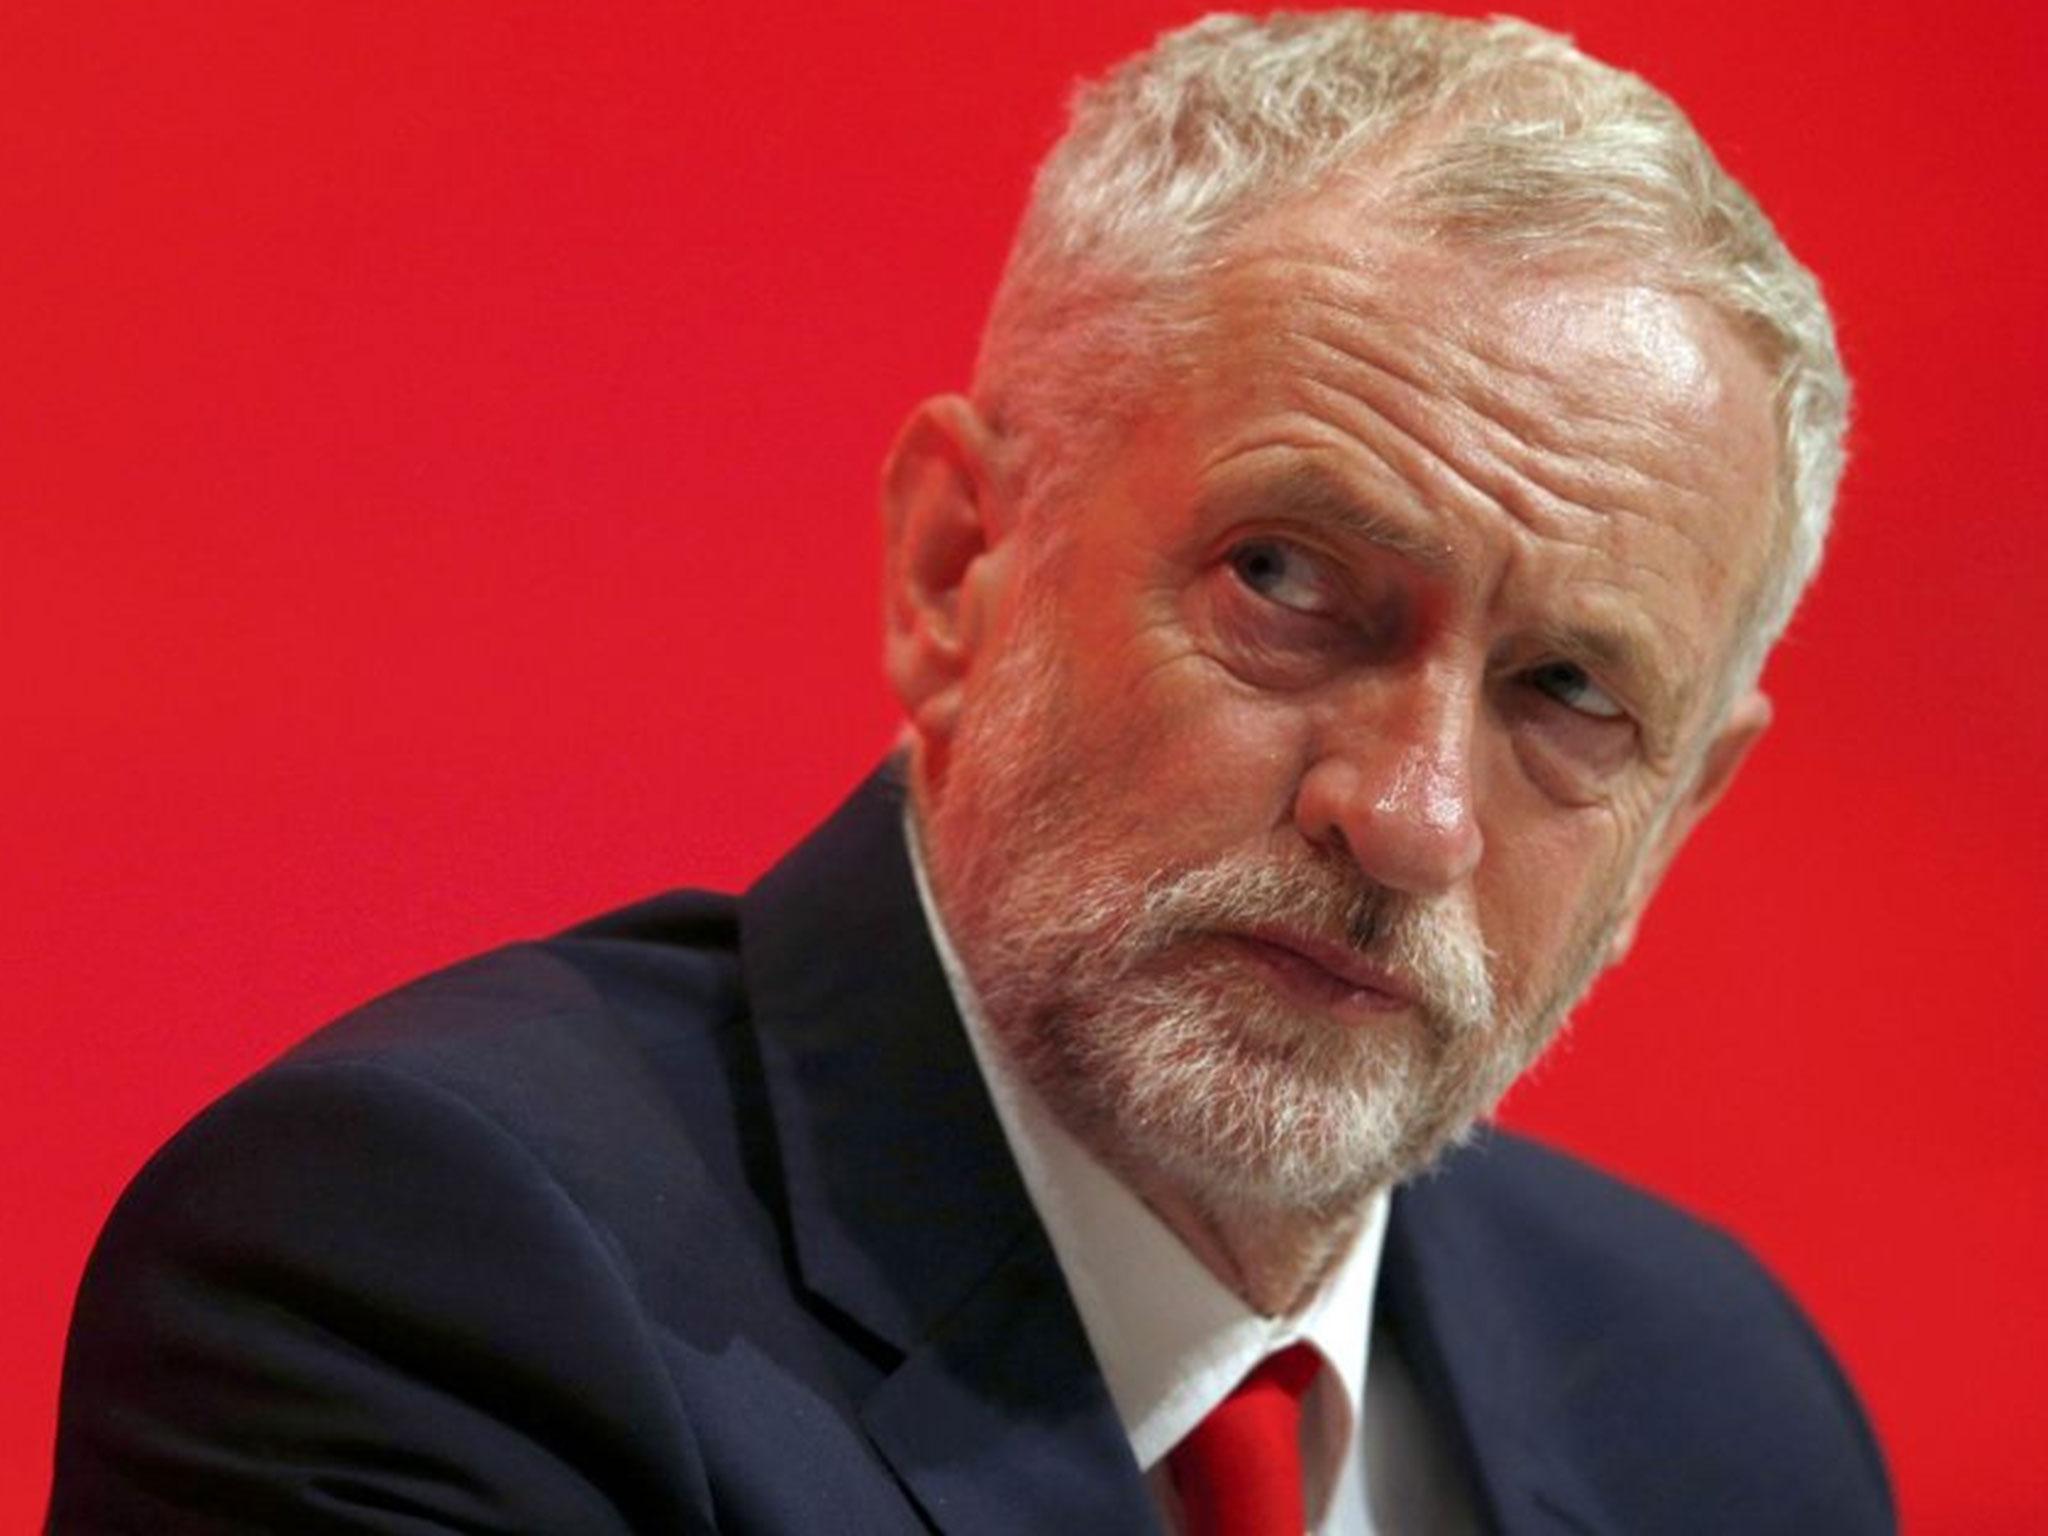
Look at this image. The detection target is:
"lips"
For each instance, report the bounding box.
[1218,925,1421,1014]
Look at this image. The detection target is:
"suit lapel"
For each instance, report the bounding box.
[861,1226,1163,1535]
[741,770,1160,1536]
[1382,1142,1618,1536]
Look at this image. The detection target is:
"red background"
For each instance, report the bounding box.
[5,2,2042,1527]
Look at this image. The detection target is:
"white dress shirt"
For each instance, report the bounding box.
[905,819,1480,1535]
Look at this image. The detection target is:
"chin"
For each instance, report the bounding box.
[1006,969,1524,1217]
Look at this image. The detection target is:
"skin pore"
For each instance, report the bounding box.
[885,192,1783,1317]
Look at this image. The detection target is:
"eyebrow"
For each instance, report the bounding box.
[1203,462,1459,575]
[1199,462,1698,735]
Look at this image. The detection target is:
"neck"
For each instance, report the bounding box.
[1131,1172,1366,1318]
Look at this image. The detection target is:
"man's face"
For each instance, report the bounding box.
[911,200,1781,1218]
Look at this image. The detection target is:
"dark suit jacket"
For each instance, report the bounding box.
[50,773,1893,1534]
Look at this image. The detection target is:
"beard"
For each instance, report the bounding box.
[922,593,1622,1221]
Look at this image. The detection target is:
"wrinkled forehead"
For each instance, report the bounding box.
[1156,200,1786,719]
[1211,181,1775,443]
[1243,200,1771,480]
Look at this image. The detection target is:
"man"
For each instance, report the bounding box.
[51,11,1891,1534]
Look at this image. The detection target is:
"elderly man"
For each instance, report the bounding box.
[52,11,1891,1534]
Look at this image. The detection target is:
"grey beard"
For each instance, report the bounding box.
[957,846,1544,1218]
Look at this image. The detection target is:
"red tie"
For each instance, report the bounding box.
[1167,1343,1322,1536]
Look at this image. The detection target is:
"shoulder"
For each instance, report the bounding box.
[233,887,766,1221]
[51,888,764,1531]
[113,885,772,1283]
[1394,1130,1894,1533]
[286,886,746,1099]
[1407,1128,1787,1301]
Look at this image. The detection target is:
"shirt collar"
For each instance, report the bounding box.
[905,811,1391,1513]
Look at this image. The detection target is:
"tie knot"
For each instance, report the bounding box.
[1168,1343,1322,1536]
[1243,1341,1320,1402]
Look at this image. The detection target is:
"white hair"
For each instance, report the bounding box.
[973,9,1848,693]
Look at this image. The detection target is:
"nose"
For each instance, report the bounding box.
[1292,669,1484,897]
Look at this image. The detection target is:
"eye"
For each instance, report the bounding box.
[1526,661,1627,721]
[1227,538,1339,616]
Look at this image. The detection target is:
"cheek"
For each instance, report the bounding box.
[1081,666,1314,848]
[1474,806,1634,1004]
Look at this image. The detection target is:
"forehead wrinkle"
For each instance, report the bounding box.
[1295,276,1781,636]
[1212,317,1713,617]
[1450,377,1731,560]
[1229,236,1722,440]
[1280,288,1716,551]
[1276,330,1681,597]
[1283,357,1508,531]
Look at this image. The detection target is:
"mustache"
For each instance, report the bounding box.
[1111,850,1498,1036]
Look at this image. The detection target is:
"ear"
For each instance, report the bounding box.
[1603,688,1772,966]
[880,394,1016,751]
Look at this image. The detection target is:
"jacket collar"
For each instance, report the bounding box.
[1384,1144,1620,1536]
[739,769,1160,1536]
